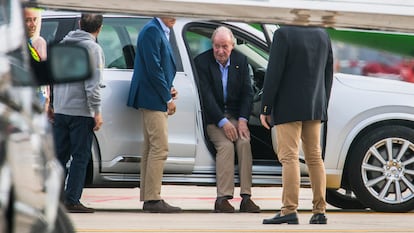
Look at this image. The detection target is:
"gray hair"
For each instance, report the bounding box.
[211,26,235,45]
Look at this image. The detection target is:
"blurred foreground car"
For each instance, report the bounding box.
[0,2,93,233]
[41,12,414,212]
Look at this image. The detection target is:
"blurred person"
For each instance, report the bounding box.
[260,25,333,224]
[52,13,105,213]
[194,26,260,213]
[25,7,47,60]
[24,7,49,109]
[127,17,181,213]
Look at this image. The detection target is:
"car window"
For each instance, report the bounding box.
[99,17,184,71]
[99,17,150,69]
[186,30,212,58]
[41,18,79,45]
[41,21,59,44]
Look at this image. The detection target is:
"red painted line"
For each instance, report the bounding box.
[82,195,285,203]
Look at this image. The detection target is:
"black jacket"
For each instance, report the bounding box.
[195,49,253,125]
[261,26,334,125]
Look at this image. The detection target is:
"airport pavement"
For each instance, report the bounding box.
[80,185,335,211]
[73,186,414,233]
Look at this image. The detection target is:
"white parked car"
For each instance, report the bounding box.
[41,12,414,212]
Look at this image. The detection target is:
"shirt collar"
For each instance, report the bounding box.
[216,58,230,69]
[156,17,171,40]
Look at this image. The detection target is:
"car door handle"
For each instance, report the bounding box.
[99,84,106,88]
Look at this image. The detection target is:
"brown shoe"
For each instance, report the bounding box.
[214,199,235,213]
[143,200,182,213]
[240,198,260,213]
[65,203,95,213]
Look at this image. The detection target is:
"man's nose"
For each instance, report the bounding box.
[28,19,36,26]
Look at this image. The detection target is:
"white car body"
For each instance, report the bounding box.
[41,13,414,212]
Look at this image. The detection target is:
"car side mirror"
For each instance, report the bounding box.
[32,44,93,85]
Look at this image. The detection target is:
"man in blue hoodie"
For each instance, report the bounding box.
[52,13,105,213]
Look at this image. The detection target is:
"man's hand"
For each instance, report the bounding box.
[171,87,178,100]
[222,121,238,142]
[94,113,103,131]
[238,119,250,140]
[260,114,271,130]
[46,105,54,123]
[167,101,176,115]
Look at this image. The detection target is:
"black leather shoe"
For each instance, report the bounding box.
[309,213,327,224]
[143,200,182,213]
[262,212,299,224]
[214,198,235,213]
[240,198,260,213]
[65,203,95,213]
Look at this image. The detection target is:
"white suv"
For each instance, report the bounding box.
[40,12,414,212]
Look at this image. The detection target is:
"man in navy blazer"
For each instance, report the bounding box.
[260,26,333,224]
[195,26,260,213]
[127,17,181,213]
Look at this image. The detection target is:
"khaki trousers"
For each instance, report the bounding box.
[207,119,253,198]
[140,109,168,201]
[273,120,326,215]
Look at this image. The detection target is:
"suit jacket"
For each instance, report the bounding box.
[127,18,176,111]
[195,49,253,125]
[261,26,333,125]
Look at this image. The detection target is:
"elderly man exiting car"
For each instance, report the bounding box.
[194,26,260,213]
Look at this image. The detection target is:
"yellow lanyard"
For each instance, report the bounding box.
[28,39,41,62]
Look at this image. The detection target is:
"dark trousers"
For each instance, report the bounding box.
[53,114,94,205]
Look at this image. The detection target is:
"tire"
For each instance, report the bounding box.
[52,203,75,233]
[347,125,414,212]
[326,188,367,209]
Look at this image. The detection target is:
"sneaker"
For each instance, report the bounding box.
[240,198,260,213]
[65,203,95,213]
[143,200,182,213]
[309,213,327,224]
[214,198,235,213]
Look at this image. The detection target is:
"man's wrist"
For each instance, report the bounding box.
[218,118,229,128]
[238,117,248,122]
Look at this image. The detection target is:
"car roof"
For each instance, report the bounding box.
[41,11,267,42]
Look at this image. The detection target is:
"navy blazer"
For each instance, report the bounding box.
[261,26,333,125]
[127,18,176,111]
[195,49,253,125]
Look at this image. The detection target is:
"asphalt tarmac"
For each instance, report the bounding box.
[69,186,414,233]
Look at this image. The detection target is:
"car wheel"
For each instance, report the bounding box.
[52,203,75,233]
[348,125,414,212]
[326,188,367,209]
